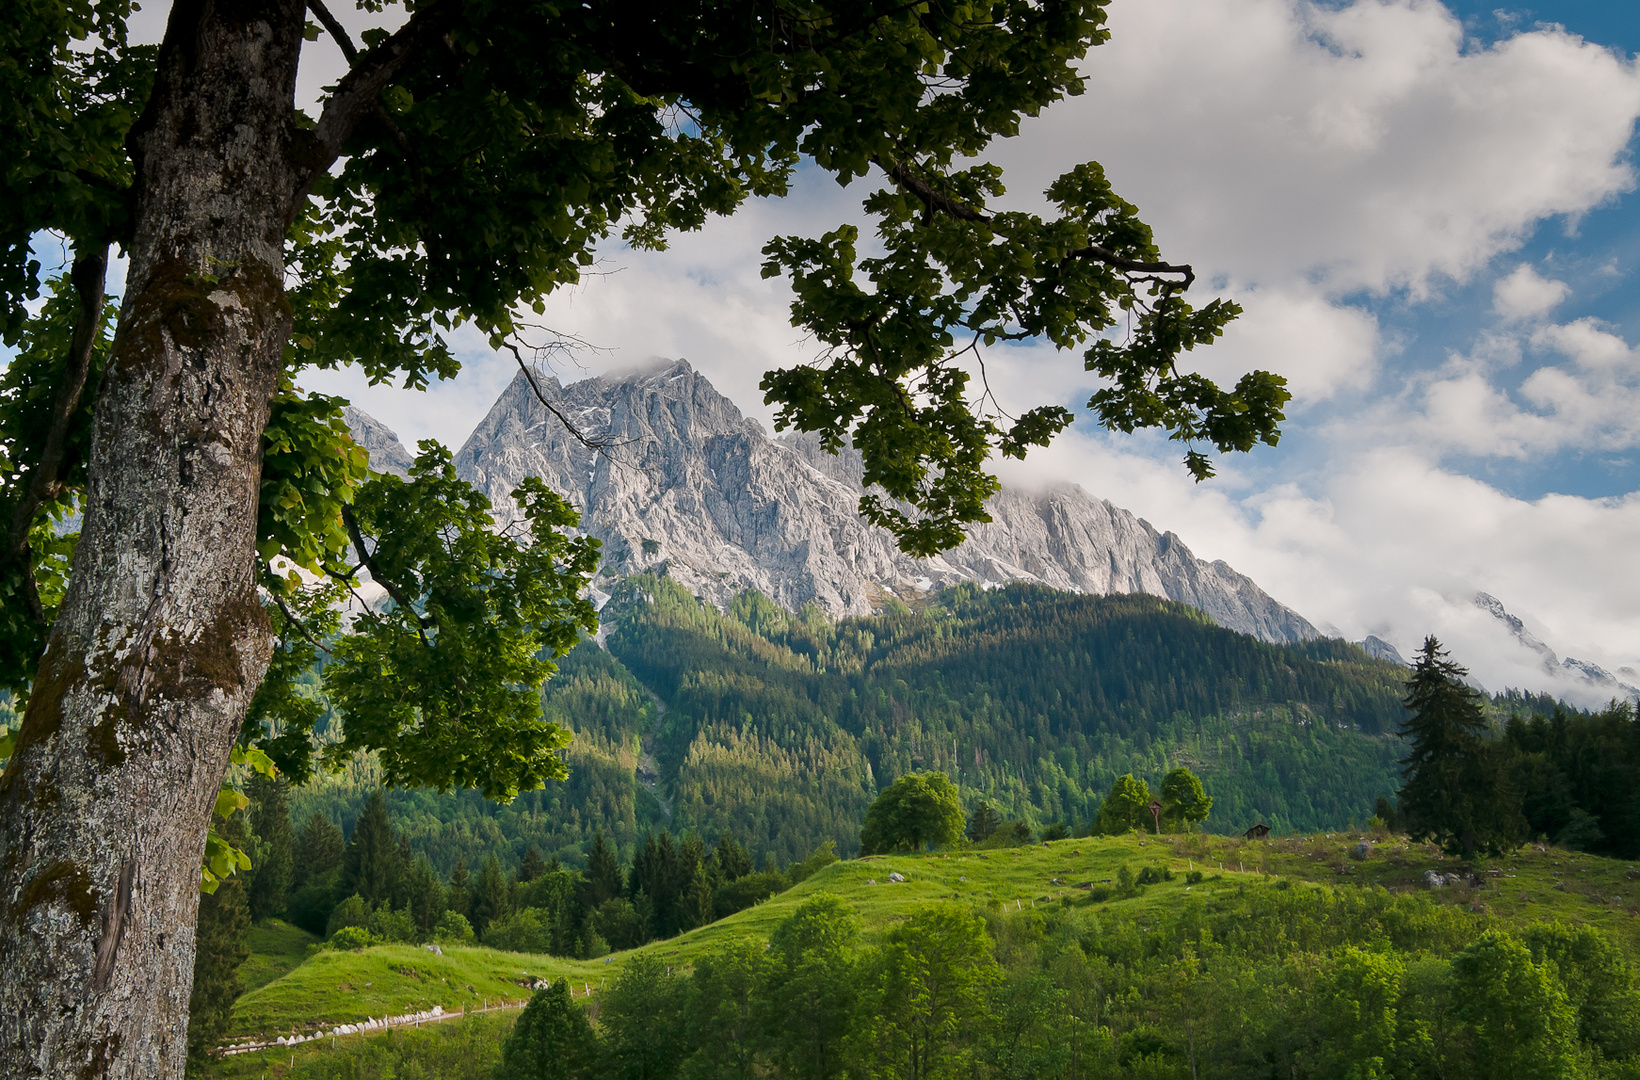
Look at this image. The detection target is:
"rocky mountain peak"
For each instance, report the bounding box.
[349,361,1322,644]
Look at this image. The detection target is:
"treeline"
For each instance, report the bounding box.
[499,889,1640,1080]
[248,786,832,953]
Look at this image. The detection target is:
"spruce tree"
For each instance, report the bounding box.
[471,855,511,937]
[1398,637,1523,856]
[447,858,472,920]
[712,834,753,883]
[292,812,345,890]
[520,846,548,883]
[245,773,293,922]
[342,791,403,907]
[185,814,251,1069]
[967,802,1002,842]
[580,830,624,912]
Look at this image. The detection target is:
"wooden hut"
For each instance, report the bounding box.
[1244,822,1271,840]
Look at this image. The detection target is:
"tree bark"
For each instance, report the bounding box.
[0,1,308,1075]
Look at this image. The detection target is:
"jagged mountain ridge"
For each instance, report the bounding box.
[349,359,1320,643]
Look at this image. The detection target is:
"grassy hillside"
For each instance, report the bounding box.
[219,828,1640,1064]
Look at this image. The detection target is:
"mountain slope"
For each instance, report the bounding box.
[434,359,1317,642]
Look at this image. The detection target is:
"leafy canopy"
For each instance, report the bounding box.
[860,770,966,854]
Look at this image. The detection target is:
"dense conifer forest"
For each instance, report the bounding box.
[268,578,1425,877]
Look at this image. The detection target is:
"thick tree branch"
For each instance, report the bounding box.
[1063,245,1195,292]
[306,0,359,63]
[340,503,432,643]
[4,244,109,624]
[296,0,458,206]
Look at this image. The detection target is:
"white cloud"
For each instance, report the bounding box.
[1493,263,1571,321]
[1010,0,1640,297]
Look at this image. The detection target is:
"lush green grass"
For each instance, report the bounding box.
[210,1012,515,1080]
[226,831,1640,1044]
[239,920,321,994]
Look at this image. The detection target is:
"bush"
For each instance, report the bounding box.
[1185,870,1205,885]
[1115,864,1144,899]
[326,895,371,939]
[788,841,839,885]
[713,871,788,919]
[434,911,475,944]
[328,925,375,951]
[485,908,552,954]
[1041,823,1070,842]
[1135,865,1174,886]
[1087,885,1113,903]
[593,898,648,951]
[370,903,418,943]
[975,822,1033,849]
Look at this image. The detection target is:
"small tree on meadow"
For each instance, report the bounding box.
[1161,767,1213,832]
[1096,775,1154,835]
[860,772,966,854]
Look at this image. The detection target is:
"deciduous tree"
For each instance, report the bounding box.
[860,771,965,854]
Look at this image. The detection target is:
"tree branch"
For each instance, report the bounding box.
[268,586,332,655]
[873,155,1196,290]
[4,244,109,624]
[340,504,432,643]
[306,0,359,63]
[296,0,458,205]
[498,340,609,453]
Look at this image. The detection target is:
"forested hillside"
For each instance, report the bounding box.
[291,578,1415,871]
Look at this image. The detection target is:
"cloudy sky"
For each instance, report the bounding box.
[119,1,1640,701]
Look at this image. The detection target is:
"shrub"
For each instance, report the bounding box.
[326,895,371,939]
[434,911,475,944]
[713,870,788,919]
[1041,823,1070,842]
[1186,870,1205,885]
[1135,865,1174,886]
[1087,885,1114,903]
[485,908,552,954]
[593,898,648,951]
[788,841,839,885]
[328,925,375,951]
[1115,864,1143,899]
[369,903,418,943]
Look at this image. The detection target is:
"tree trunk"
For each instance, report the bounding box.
[0,1,306,1075]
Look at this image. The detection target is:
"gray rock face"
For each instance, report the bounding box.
[1361,635,1408,666]
[352,359,1320,643]
[343,406,414,477]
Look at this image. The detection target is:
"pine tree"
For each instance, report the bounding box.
[447,858,471,919]
[342,790,403,907]
[292,811,344,890]
[1398,637,1523,856]
[186,813,251,1068]
[471,855,511,937]
[245,773,292,922]
[967,802,1002,842]
[520,846,548,883]
[580,830,623,911]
